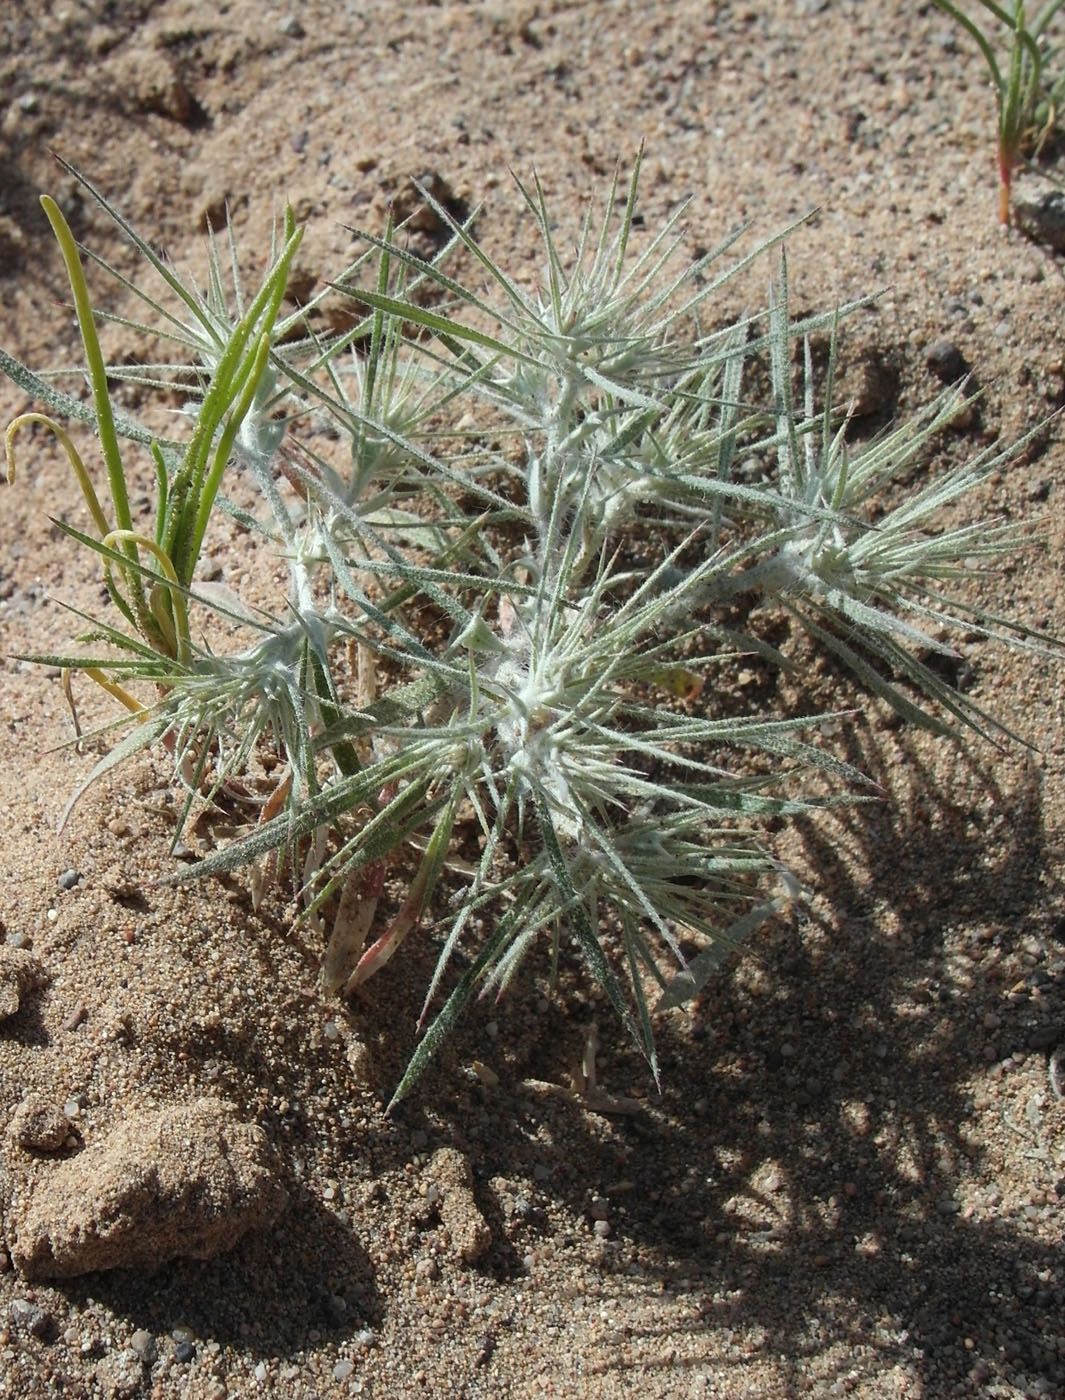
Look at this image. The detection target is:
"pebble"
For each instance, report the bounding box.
[1014,184,1065,252]
[925,338,970,384]
[333,1359,355,1382]
[57,868,82,891]
[130,1329,155,1362]
[1027,1025,1061,1051]
[62,1002,88,1032]
[0,945,47,1020]
[174,1340,196,1364]
[9,1095,72,1151]
[10,1298,52,1340]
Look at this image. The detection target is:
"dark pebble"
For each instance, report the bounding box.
[57,869,82,891]
[1014,188,1065,252]
[174,1341,196,1364]
[10,1297,54,1340]
[925,339,970,384]
[1028,1025,1062,1051]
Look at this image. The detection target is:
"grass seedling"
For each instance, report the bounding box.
[932,0,1065,223]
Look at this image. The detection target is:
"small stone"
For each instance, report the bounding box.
[129,1329,155,1362]
[1027,1025,1061,1051]
[174,1340,195,1364]
[1014,182,1065,252]
[0,946,47,1020]
[9,1095,72,1152]
[589,1197,610,1221]
[9,1297,52,1340]
[333,1359,355,1382]
[925,339,970,385]
[62,1003,88,1032]
[279,14,306,37]
[93,1349,144,1400]
[593,1219,611,1239]
[57,868,81,891]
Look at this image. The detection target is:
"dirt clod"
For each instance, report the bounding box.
[9,1098,287,1279]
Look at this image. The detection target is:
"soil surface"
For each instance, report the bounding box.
[1,3,1065,1398]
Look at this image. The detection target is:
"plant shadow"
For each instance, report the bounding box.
[9,721,1061,1395]
[365,718,1064,1394]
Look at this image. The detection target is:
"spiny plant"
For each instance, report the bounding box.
[932,0,1065,223]
[2,154,1054,1107]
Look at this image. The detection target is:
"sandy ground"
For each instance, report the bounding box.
[1,2,1064,1397]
